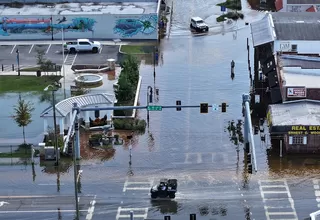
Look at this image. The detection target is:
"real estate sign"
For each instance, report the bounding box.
[287,87,306,98]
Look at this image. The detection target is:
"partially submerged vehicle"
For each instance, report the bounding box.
[150,178,177,199]
[190,17,209,32]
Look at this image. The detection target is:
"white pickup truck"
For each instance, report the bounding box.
[64,39,102,53]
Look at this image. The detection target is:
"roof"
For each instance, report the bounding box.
[40,93,115,118]
[0,2,158,15]
[250,13,275,47]
[191,17,203,21]
[269,99,320,126]
[287,0,320,4]
[279,54,320,69]
[271,12,320,40]
[282,67,320,88]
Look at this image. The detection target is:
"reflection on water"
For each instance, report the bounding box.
[151,199,180,214]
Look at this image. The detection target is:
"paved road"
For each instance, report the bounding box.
[0,43,119,72]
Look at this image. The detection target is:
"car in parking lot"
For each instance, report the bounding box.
[190,17,209,32]
[64,38,102,53]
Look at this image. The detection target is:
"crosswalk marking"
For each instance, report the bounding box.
[177,152,232,164]
[123,179,153,192]
[116,207,148,220]
[64,52,77,65]
[312,179,320,208]
[259,179,298,220]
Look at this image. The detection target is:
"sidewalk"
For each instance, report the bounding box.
[0,40,157,46]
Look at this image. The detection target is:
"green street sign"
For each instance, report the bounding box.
[147,105,162,111]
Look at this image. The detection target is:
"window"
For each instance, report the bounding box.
[79,42,90,45]
[291,44,297,52]
[288,136,307,145]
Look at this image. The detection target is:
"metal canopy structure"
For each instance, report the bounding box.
[40,93,115,118]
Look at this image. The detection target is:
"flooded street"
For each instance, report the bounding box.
[0,0,319,219]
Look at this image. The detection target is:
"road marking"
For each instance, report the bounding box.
[86,195,96,220]
[116,207,148,220]
[0,209,88,214]
[259,179,298,220]
[46,44,51,54]
[28,44,34,54]
[123,180,153,192]
[0,201,9,207]
[0,195,57,199]
[10,45,16,54]
[313,179,320,209]
[99,46,103,54]
[71,53,77,66]
[64,53,77,65]
[38,183,65,186]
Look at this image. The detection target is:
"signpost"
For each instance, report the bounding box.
[147,105,162,111]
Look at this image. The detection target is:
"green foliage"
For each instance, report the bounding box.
[216,12,244,22]
[226,120,244,146]
[113,118,146,133]
[12,97,35,144]
[217,0,242,10]
[36,49,56,73]
[114,55,140,116]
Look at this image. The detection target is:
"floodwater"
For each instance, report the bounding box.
[0,1,319,219]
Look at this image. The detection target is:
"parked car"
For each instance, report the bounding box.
[64,39,102,53]
[190,17,209,32]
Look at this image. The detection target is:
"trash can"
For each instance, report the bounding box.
[36,70,41,77]
[107,58,116,70]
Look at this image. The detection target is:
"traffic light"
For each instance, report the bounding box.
[246,153,252,164]
[164,216,171,220]
[221,102,227,112]
[200,103,208,113]
[190,213,197,220]
[248,163,253,174]
[176,100,181,111]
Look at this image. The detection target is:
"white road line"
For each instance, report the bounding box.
[0,195,57,199]
[197,153,202,163]
[10,45,16,54]
[99,46,103,54]
[38,183,65,186]
[116,207,148,220]
[28,44,34,54]
[86,195,96,220]
[0,210,88,214]
[64,53,69,64]
[124,187,150,190]
[46,44,51,54]
[71,53,77,66]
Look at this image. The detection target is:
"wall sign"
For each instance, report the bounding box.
[271,125,320,135]
[287,87,306,98]
[280,42,291,51]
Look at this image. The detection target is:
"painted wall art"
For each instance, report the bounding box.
[0,16,96,36]
[113,14,158,37]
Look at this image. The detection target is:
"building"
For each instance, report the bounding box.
[275,0,319,12]
[0,0,161,40]
[250,12,320,104]
[267,99,320,153]
[251,12,320,55]
[276,54,320,102]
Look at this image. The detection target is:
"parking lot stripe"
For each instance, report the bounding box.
[28,44,34,54]
[10,45,16,54]
[99,47,103,54]
[46,44,51,54]
[72,53,77,66]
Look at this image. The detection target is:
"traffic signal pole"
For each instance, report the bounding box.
[242,94,258,173]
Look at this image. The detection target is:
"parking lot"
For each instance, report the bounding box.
[0,43,120,71]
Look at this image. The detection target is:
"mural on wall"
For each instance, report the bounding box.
[0,16,96,36]
[113,14,157,37]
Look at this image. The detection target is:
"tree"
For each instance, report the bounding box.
[12,98,35,144]
[36,49,56,74]
[121,55,139,86]
[114,73,134,102]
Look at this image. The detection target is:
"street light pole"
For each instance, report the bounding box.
[51,16,54,41]
[52,89,59,166]
[61,27,66,99]
[73,132,80,220]
[16,49,20,76]
[147,86,153,129]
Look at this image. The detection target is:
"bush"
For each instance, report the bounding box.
[216,12,244,22]
[113,118,146,133]
[217,0,242,10]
